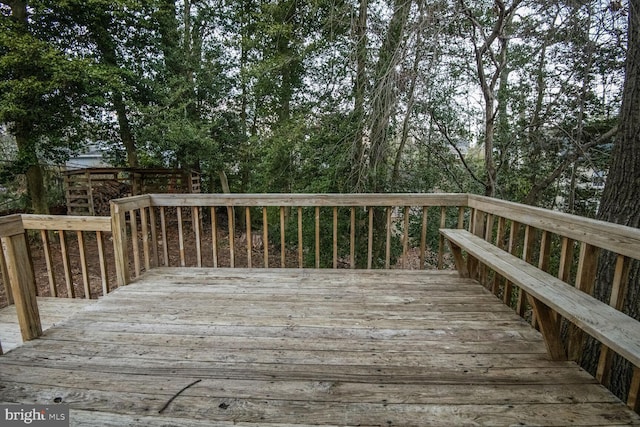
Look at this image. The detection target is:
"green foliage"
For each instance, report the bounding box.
[0,0,627,217]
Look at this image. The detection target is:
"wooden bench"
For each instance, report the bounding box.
[440,228,640,369]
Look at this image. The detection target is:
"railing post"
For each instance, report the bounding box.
[0,216,42,341]
[111,201,130,286]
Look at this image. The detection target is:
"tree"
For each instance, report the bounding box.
[584,0,640,401]
[459,0,522,197]
[0,1,97,213]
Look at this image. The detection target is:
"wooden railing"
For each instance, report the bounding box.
[465,195,640,410]
[1,193,640,412]
[21,215,112,299]
[110,194,469,285]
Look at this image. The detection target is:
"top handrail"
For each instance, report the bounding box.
[468,195,640,261]
[145,193,470,207]
[21,214,111,232]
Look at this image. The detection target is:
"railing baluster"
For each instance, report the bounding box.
[367,207,374,270]
[228,206,235,268]
[194,206,202,267]
[558,237,575,283]
[0,245,13,304]
[491,217,507,295]
[438,207,446,269]
[149,207,159,267]
[350,207,356,269]
[333,207,338,269]
[141,207,150,272]
[538,230,551,272]
[96,230,109,296]
[385,207,392,269]
[419,206,428,270]
[315,207,320,268]
[480,213,495,285]
[280,207,285,268]
[597,254,629,386]
[211,207,218,268]
[59,230,74,298]
[263,207,269,268]
[40,229,56,298]
[176,207,185,268]
[298,207,303,268]
[517,225,536,317]
[402,206,409,269]
[130,210,141,276]
[246,206,252,268]
[77,230,91,299]
[160,206,169,267]
[567,242,600,362]
[457,206,465,229]
[503,221,520,306]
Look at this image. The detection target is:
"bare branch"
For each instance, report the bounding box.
[523,126,618,205]
[430,116,487,188]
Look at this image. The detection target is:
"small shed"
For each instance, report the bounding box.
[64,168,201,216]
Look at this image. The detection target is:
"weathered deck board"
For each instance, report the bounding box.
[1,268,639,426]
[0,297,95,352]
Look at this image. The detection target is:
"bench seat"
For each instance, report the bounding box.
[440,228,640,368]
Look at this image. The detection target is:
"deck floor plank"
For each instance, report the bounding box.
[1,268,639,426]
[0,297,95,352]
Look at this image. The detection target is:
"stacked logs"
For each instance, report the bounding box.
[92,181,131,216]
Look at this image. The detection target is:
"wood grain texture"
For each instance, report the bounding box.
[468,195,640,260]
[2,233,42,341]
[440,229,640,369]
[149,193,469,208]
[0,297,94,352]
[0,268,638,426]
[21,214,111,232]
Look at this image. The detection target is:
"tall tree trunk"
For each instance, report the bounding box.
[351,0,368,191]
[391,0,424,190]
[9,1,48,213]
[276,0,298,125]
[461,0,520,196]
[369,0,412,192]
[15,126,48,214]
[89,8,139,168]
[112,92,138,168]
[239,0,253,193]
[582,0,640,401]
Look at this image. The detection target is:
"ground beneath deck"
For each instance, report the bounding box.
[0,268,638,426]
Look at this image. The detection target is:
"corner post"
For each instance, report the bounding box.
[1,216,42,341]
[111,201,130,287]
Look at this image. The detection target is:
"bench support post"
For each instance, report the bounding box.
[528,295,566,361]
[448,241,469,278]
[628,366,640,412]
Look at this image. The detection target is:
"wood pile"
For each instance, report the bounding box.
[64,168,201,216]
[92,181,131,216]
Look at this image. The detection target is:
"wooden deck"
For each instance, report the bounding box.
[0,268,639,426]
[0,298,96,352]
